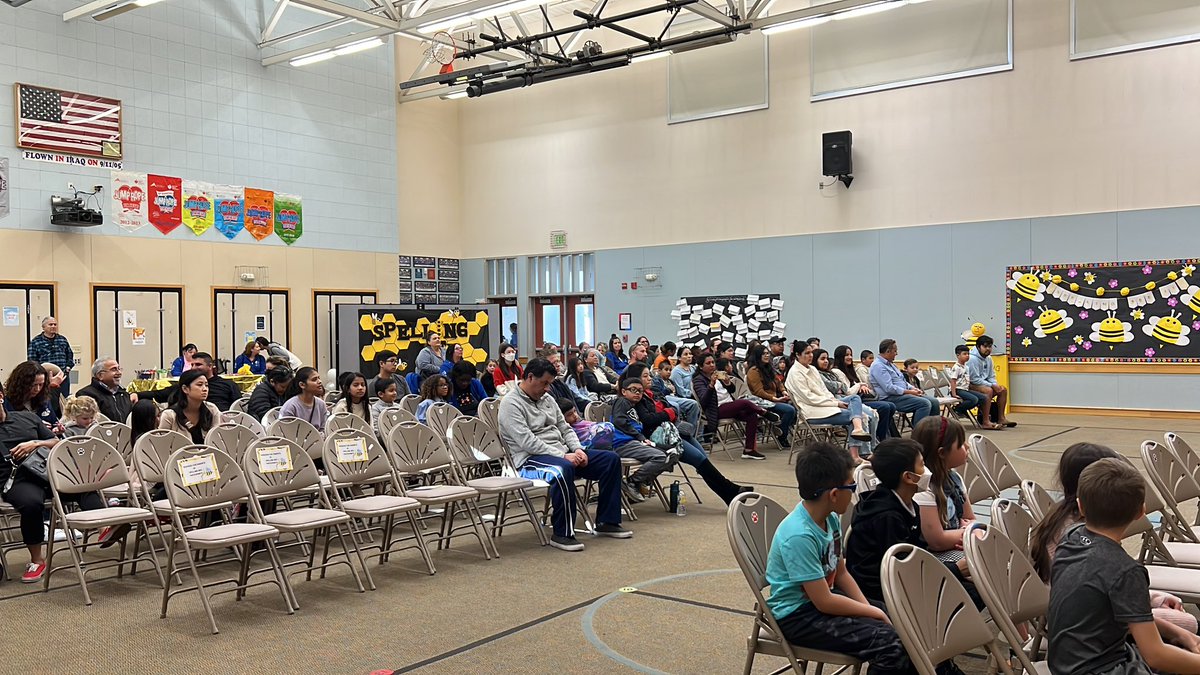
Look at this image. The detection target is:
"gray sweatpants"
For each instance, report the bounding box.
[612,441,669,485]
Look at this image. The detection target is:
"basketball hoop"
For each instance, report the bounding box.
[426,31,457,74]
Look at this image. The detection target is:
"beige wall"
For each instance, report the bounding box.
[0,229,396,370]
[442,0,1200,259]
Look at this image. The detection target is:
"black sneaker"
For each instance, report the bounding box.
[742,449,766,460]
[762,410,781,424]
[776,433,791,449]
[594,523,633,538]
[549,535,585,551]
[621,480,646,503]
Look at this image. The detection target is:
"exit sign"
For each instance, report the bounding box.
[550,230,567,250]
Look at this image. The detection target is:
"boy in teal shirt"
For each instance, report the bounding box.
[766,442,914,674]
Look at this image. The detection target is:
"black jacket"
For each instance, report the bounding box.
[206,375,241,412]
[247,381,284,421]
[76,379,133,422]
[582,370,614,396]
[845,487,925,602]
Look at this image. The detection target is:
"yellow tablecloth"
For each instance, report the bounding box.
[127,374,262,395]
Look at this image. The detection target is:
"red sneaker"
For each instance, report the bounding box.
[21,562,46,584]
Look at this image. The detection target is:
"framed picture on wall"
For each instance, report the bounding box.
[415,293,438,304]
[415,280,437,293]
[15,83,124,160]
[618,312,632,331]
[398,293,413,304]
[438,294,459,304]
[437,258,459,270]
[439,268,459,281]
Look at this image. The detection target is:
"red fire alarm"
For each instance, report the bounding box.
[621,282,628,290]
[631,281,638,290]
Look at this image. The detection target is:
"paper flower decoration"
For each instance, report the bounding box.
[1067,345,1077,353]
[1168,297,1179,308]
[1193,320,1200,332]
[1073,335,1084,345]
[1132,309,1145,320]
[1108,279,1119,288]
[1039,271,1052,282]
[1024,308,1035,318]
[1083,341,1093,350]
[1185,265,1196,276]
[1014,326,1024,335]
[1079,311,1089,320]
[1084,272,1096,284]
[1145,348,1156,358]
[1142,265,1153,275]
[1021,337,1032,348]
[1068,268,1078,278]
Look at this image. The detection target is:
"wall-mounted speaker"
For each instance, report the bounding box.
[822,130,852,177]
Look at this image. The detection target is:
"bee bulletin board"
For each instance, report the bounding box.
[1006,259,1200,363]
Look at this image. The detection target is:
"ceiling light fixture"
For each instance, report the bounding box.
[416,0,544,34]
[833,1,902,19]
[333,36,385,55]
[630,51,670,64]
[760,14,830,34]
[91,0,166,21]
[290,49,338,66]
[758,0,909,34]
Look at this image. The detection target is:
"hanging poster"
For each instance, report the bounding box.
[350,306,491,378]
[213,185,245,240]
[0,157,9,219]
[2,306,18,327]
[274,193,302,245]
[673,294,785,356]
[1007,259,1200,363]
[132,327,146,346]
[181,180,214,236]
[110,170,148,232]
[244,188,274,241]
[147,174,181,234]
[122,309,137,328]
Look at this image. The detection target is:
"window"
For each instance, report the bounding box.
[1071,0,1200,59]
[486,257,518,297]
[529,253,595,295]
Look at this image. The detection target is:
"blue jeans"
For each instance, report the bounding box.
[666,395,701,431]
[771,402,797,439]
[679,436,707,467]
[519,449,623,538]
[953,389,984,416]
[864,400,898,439]
[884,394,939,427]
[810,395,869,454]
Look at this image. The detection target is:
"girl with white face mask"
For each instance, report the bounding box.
[494,342,523,397]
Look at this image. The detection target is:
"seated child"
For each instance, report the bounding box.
[856,350,874,386]
[414,374,449,424]
[902,358,921,388]
[765,442,913,673]
[370,378,399,420]
[558,397,615,450]
[61,395,100,438]
[946,346,987,424]
[1048,458,1200,674]
[610,377,675,504]
[912,417,975,563]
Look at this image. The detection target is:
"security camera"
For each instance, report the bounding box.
[644,272,659,282]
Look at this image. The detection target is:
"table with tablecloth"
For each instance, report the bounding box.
[126,374,262,395]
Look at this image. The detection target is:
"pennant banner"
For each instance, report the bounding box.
[147,174,182,234]
[110,170,148,232]
[274,193,303,245]
[244,188,274,241]
[0,158,9,220]
[181,180,214,236]
[213,185,245,240]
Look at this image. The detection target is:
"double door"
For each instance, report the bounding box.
[532,295,594,352]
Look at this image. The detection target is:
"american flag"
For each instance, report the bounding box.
[16,83,122,159]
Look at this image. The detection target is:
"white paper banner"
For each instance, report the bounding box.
[111,170,148,232]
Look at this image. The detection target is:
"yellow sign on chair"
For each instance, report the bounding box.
[178,454,220,486]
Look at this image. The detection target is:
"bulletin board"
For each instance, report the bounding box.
[1006,259,1200,363]
[673,294,784,358]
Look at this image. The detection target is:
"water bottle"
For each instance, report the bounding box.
[669,480,680,513]
[677,491,687,517]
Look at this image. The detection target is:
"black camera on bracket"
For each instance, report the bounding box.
[50,195,103,227]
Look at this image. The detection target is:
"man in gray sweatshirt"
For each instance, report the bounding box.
[498,357,632,552]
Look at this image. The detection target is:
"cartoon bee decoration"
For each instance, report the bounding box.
[1142,311,1191,346]
[1090,311,1135,348]
[1007,270,1045,302]
[1181,285,1200,319]
[960,322,987,348]
[1034,307,1073,339]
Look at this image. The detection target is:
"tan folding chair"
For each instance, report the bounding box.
[445,417,547,547]
[242,437,374,603]
[220,410,265,436]
[327,412,372,435]
[267,417,324,462]
[86,420,132,462]
[963,524,1049,673]
[399,394,420,415]
[425,402,461,439]
[376,407,416,444]
[263,406,282,428]
[882,543,1014,675]
[204,422,259,463]
[990,498,1036,558]
[583,399,611,423]
[321,428,436,575]
[477,397,501,434]
[386,421,495,559]
[1141,440,1200,544]
[1165,432,1200,498]
[160,445,294,634]
[968,434,1020,496]
[229,396,250,414]
[726,492,863,675]
[1019,480,1056,523]
[45,437,165,605]
[1121,483,1200,603]
[962,454,997,505]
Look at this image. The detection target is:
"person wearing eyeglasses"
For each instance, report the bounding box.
[75,357,137,422]
[373,350,411,397]
[609,376,675,504]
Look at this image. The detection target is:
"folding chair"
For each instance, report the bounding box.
[962,454,999,506]
[386,421,496,559]
[399,394,420,415]
[445,417,547,547]
[789,409,844,465]
[583,400,611,423]
[968,434,1021,496]
[327,412,372,435]
[320,428,436,575]
[160,445,295,634]
[242,437,374,602]
[726,493,864,675]
[477,397,501,435]
[86,420,132,462]
[267,417,324,463]
[963,524,1049,673]
[1165,432,1200,496]
[220,410,265,436]
[882,543,1015,675]
[425,402,461,440]
[45,437,165,605]
[229,396,250,414]
[1141,440,1200,543]
[1019,480,1056,523]
[204,422,259,463]
[990,498,1036,557]
[263,406,282,428]
[376,407,416,444]
[1122,484,1200,603]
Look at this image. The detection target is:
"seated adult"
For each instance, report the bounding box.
[440,343,464,376]
[190,352,240,411]
[967,335,1015,429]
[669,346,697,398]
[447,361,487,416]
[812,348,885,444]
[4,361,63,436]
[0,382,103,583]
[264,355,290,373]
[784,343,874,462]
[494,342,523,397]
[652,341,676,370]
[279,366,329,432]
[745,344,797,449]
[247,366,293,421]
[76,357,137,422]
[867,339,939,428]
[605,335,630,376]
[693,353,777,461]
[372,350,412,398]
[170,343,197,377]
[159,370,221,444]
[632,336,652,366]
[415,332,445,381]
[585,349,618,393]
[830,345,897,440]
[497,358,632,551]
[234,340,266,375]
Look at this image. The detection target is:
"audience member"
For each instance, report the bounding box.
[813,348,886,443]
[480,359,499,397]
[968,335,1015,428]
[191,352,239,411]
[170,343,197,377]
[831,345,897,439]
[495,343,523,397]
[234,340,267,375]
[547,350,568,378]
[670,346,697,398]
[610,376,676,503]
[856,350,874,386]
[806,337,821,349]
[129,399,159,443]
[632,336,651,366]
[415,333,445,381]
[508,322,519,352]
[693,353,775,460]
[606,335,630,376]
[255,336,302,370]
[27,316,74,396]
[248,366,292,421]
[440,343,464,375]
[373,350,412,398]
[746,344,797,448]
[158,369,220,444]
[415,374,450,423]
[331,372,371,423]
[280,366,328,431]
[566,356,600,403]
[911,417,973,562]
[61,395,99,437]
[652,341,676,370]
[868,339,939,428]
[4,361,62,436]
[40,362,65,419]
[1048,458,1200,673]
[559,398,615,450]
[264,355,290,373]
[447,361,487,416]
[785,344,874,462]
[77,357,136,422]
[946,346,988,426]
[370,378,399,419]
[497,358,632,551]
[587,348,619,391]
[765,442,913,673]
[902,359,921,388]
[651,358,701,431]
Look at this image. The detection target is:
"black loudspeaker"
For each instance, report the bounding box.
[822,130,853,177]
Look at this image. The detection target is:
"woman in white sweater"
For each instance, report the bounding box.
[784,342,874,462]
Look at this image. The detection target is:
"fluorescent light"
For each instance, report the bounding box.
[93,0,167,20]
[630,51,669,64]
[416,0,543,33]
[290,49,337,66]
[833,1,901,19]
[760,14,829,34]
[333,36,385,55]
[441,90,469,99]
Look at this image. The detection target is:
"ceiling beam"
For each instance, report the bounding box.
[287,0,402,30]
[262,0,291,41]
[63,0,123,21]
[682,1,734,27]
[261,25,395,65]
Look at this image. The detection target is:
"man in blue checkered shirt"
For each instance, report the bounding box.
[27,317,74,396]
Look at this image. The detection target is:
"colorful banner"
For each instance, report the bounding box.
[181,180,214,236]
[0,158,8,220]
[1007,259,1200,363]
[213,185,245,240]
[110,170,148,232]
[274,193,303,245]
[147,174,181,234]
[244,188,274,241]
